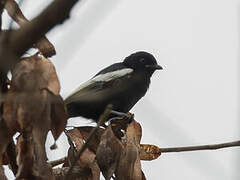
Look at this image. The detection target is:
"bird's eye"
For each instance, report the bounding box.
[140,58,145,63]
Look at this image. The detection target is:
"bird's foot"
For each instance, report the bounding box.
[109,111,134,126]
[110,110,134,122]
[108,112,134,139]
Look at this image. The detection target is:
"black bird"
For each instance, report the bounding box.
[65,51,162,122]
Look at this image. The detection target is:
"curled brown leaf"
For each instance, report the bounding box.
[96,126,123,180]
[125,120,142,145]
[115,120,143,180]
[16,133,55,180]
[139,144,161,161]
[50,93,68,140]
[11,55,60,94]
[76,126,105,153]
[2,55,66,179]
[66,128,100,180]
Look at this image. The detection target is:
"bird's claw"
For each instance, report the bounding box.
[110,110,134,124]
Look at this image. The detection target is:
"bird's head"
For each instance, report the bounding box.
[123,51,162,76]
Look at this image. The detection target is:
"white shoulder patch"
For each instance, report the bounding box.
[66,68,133,98]
[93,68,133,82]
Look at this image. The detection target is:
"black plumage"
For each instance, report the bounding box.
[65,51,162,121]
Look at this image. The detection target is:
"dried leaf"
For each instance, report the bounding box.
[125,120,142,144]
[6,141,18,175]
[116,143,142,180]
[3,92,54,178]
[66,129,84,151]
[16,134,55,180]
[66,129,100,180]
[13,90,52,179]
[0,120,12,156]
[11,55,60,94]
[96,126,123,180]
[34,38,56,58]
[4,55,66,138]
[16,134,34,179]
[36,57,60,94]
[140,144,161,161]
[76,126,105,153]
[50,93,68,140]
[2,55,65,179]
[115,120,143,180]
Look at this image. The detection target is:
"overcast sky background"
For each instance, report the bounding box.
[2,0,240,179]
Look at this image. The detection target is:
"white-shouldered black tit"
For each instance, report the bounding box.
[65,51,162,122]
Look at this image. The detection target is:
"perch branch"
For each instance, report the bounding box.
[160,140,240,153]
[50,140,240,169]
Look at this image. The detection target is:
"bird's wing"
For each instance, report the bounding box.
[65,67,133,103]
[93,62,126,76]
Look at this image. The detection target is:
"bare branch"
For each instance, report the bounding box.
[0,0,81,72]
[53,167,89,180]
[9,0,80,57]
[5,0,56,57]
[50,139,240,174]
[49,157,67,167]
[161,140,240,153]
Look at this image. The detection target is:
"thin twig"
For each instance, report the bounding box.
[53,167,89,179]
[160,140,240,153]
[64,105,112,180]
[50,139,240,169]
[49,157,67,167]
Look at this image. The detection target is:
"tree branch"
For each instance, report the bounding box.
[160,140,240,153]
[53,167,89,180]
[5,0,56,57]
[49,139,240,169]
[49,157,67,167]
[9,0,81,57]
[0,0,81,72]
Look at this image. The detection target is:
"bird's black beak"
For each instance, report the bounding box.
[145,64,163,70]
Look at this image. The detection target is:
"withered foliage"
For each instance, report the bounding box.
[0,0,162,179]
[62,119,161,180]
[1,55,68,179]
[66,128,100,180]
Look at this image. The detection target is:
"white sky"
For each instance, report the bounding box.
[2,0,240,179]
